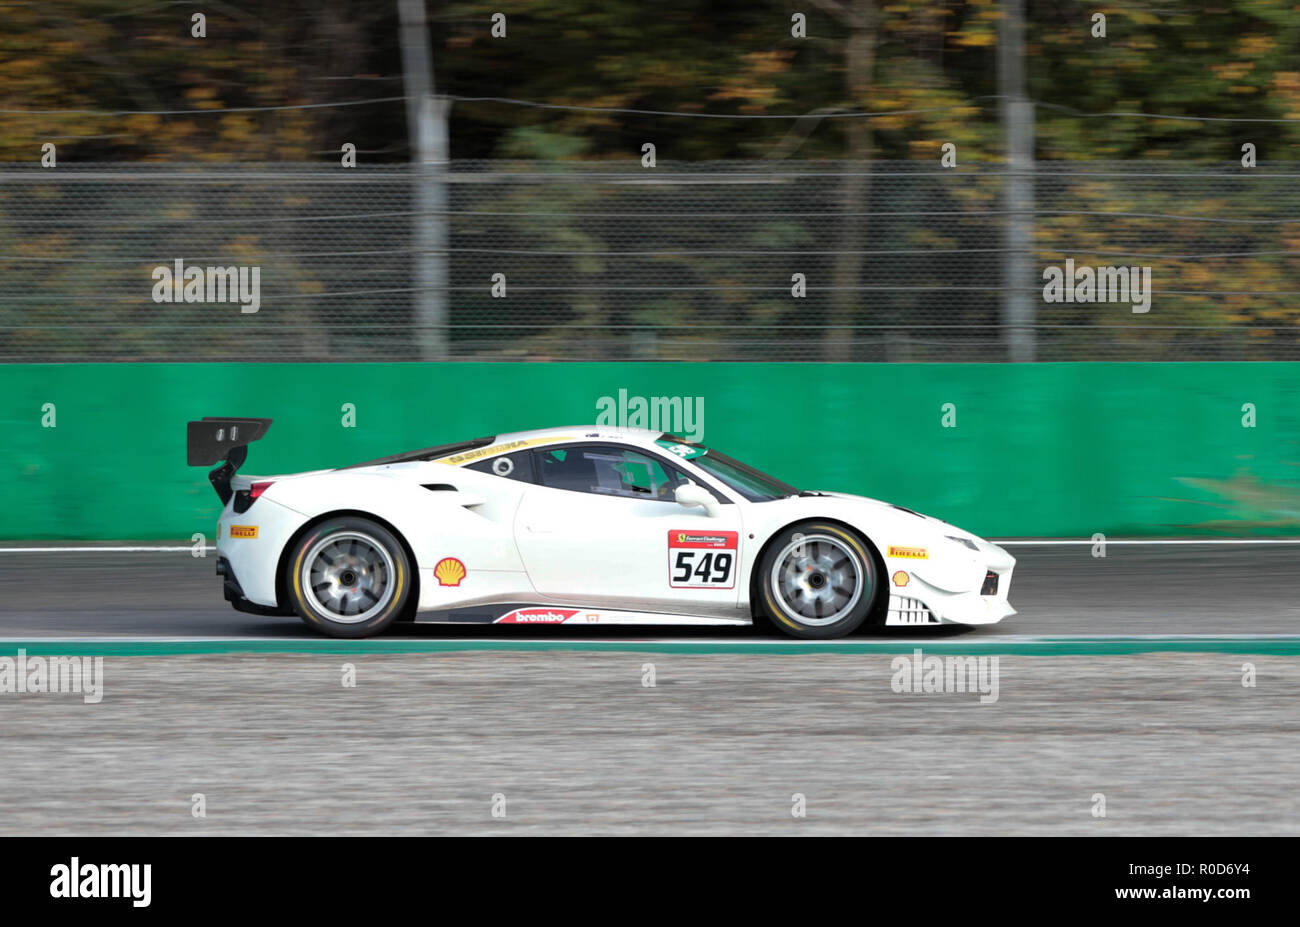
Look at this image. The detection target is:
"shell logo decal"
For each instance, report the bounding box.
[434,557,467,586]
[892,570,910,587]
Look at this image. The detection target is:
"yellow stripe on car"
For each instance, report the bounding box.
[436,436,575,466]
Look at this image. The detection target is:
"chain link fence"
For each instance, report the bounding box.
[2,160,1298,362]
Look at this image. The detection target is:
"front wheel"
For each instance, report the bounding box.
[286,517,412,638]
[757,521,879,639]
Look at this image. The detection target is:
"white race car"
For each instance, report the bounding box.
[188,418,1016,639]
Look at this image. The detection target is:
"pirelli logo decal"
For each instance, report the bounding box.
[437,436,573,466]
[888,545,927,560]
[229,525,258,539]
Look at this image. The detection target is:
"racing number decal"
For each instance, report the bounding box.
[668,530,739,589]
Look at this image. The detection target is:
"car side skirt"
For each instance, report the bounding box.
[412,603,753,627]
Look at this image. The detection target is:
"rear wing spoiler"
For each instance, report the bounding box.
[187,417,273,504]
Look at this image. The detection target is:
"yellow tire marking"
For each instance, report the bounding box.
[291,540,323,626]
[290,528,406,627]
[391,557,405,606]
[767,524,872,630]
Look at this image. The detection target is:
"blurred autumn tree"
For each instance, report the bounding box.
[0,0,405,161]
[5,0,1300,361]
[3,0,1300,162]
[433,0,999,161]
[1031,2,1300,161]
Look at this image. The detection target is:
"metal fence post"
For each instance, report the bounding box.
[398,0,448,362]
[999,0,1036,362]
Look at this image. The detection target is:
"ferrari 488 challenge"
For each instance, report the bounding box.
[187,418,1015,638]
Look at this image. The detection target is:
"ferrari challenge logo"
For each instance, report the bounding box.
[668,529,738,589]
[888,545,927,560]
[674,532,732,547]
[434,557,466,586]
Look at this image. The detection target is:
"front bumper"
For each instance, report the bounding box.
[885,543,1016,626]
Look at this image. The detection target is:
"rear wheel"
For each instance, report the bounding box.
[757,521,879,639]
[286,517,412,638]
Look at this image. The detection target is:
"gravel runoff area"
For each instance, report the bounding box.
[1,651,1296,835]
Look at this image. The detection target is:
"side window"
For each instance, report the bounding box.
[532,445,685,501]
[466,449,534,483]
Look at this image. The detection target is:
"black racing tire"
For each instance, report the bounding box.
[285,516,413,639]
[756,520,880,640]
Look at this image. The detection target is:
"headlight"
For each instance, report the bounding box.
[946,535,979,551]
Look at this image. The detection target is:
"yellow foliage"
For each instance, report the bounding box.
[951,30,996,48]
[1237,35,1275,57]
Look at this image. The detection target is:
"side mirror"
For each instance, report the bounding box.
[674,482,721,518]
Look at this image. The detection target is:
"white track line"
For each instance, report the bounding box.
[5,539,1300,553]
[996,539,1300,545]
[0,546,212,553]
[0,633,1295,643]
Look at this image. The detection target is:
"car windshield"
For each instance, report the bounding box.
[657,435,798,502]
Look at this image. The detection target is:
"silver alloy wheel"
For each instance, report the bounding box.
[300,531,396,624]
[769,533,866,627]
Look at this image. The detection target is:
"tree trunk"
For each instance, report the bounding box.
[825,0,876,362]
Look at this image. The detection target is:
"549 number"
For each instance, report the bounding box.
[671,550,734,588]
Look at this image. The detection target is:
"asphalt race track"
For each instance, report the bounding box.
[2,542,1297,835]
[1,542,1297,638]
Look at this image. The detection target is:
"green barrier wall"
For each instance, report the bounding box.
[2,362,1296,539]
